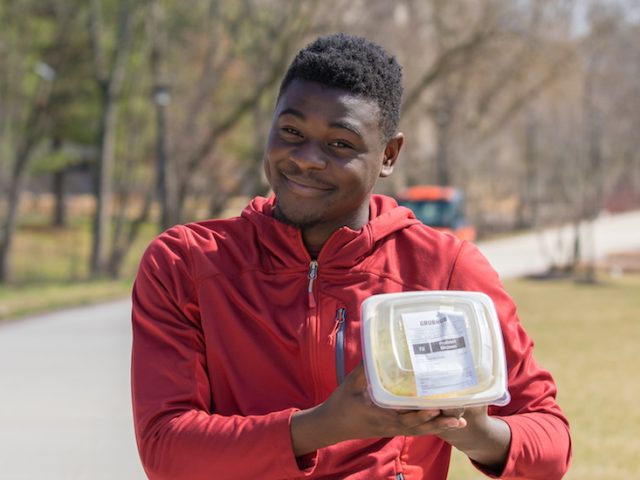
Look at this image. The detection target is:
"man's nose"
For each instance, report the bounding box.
[289,141,328,170]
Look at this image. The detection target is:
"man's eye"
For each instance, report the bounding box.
[281,127,302,137]
[329,140,353,149]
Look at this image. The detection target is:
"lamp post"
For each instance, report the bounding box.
[153,83,171,230]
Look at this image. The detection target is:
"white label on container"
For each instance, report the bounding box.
[401,310,478,396]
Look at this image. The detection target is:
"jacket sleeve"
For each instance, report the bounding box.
[131,226,315,480]
[447,241,572,480]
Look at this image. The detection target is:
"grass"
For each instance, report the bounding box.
[0,278,134,320]
[0,214,157,320]
[448,273,640,479]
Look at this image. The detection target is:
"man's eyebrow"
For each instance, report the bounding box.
[278,108,305,119]
[278,108,363,138]
[329,121,363,138]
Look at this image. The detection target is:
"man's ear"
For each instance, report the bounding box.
[380,132,404,178]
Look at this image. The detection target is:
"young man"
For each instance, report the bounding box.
[131,34,571,479]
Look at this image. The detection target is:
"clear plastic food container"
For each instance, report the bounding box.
[361,291,510,409]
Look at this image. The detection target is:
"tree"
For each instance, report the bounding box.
[0,63,55,282]
[168,0,319,223]
[0,0,82,282]
[88,0,140,277]
[102,0,321,277]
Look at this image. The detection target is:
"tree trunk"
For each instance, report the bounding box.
[577,60,604,283]
[52,169,67,227]
[150,0,173,231]
[0,151,29,282]
[51,137,66,227]
[516,110,539,229]
[154,92,172,230]
[88,0,136,277]
[434,92,457,186]
[90,90,117,277]
[434,108,452,186]
[0,78,53,283]
[106,184,153,278]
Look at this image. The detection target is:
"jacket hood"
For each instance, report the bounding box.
[241,194,420,269]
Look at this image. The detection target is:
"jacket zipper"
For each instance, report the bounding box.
[335,307,347,385]
[307,260,318,309]
[307,260,321,397]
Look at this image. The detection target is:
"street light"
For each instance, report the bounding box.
[153,84,171,107]
[152,83,172,230]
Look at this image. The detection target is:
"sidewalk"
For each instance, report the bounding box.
[0,299,145,480]
[477,209,640,279]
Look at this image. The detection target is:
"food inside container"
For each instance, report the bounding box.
[361,291,510,409]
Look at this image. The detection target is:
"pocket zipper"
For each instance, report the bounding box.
[335,307,347,385]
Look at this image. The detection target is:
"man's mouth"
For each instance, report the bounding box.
[282,173,334,195]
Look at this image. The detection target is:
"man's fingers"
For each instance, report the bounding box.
[441,407,465,419]
[396,409,439,428]
[394,408,469,435]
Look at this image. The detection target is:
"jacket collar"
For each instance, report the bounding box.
[241,195,419,269]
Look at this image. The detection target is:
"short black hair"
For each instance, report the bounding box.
[278,33,403,142]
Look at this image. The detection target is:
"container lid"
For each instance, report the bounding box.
[361,291,510,409]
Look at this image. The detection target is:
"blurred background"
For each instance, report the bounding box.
[1,0,639,479]
[2,0,640,293]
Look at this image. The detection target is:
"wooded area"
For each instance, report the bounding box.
[1,0,639,283]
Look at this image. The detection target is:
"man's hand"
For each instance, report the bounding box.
[290,364,511,472]
[438,404,511,473]
[290,364,467,456]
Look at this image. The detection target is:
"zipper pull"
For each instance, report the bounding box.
[307,260,318,309]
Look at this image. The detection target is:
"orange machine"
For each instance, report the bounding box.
[396,185,476,242]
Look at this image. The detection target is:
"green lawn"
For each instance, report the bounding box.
[0,277,134,319]
[0,216,156,320]
[448,273,640,479]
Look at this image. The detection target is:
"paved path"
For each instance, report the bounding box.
[477,209,640,279]
[0,300,144,480]
[0,209,638,479]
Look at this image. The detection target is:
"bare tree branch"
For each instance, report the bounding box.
[402,26,494,113]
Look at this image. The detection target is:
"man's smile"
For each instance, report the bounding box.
[281,173,334,196]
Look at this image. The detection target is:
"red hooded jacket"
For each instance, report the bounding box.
[131,195,571,479]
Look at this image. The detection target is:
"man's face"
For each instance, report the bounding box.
[263,79,401,238]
